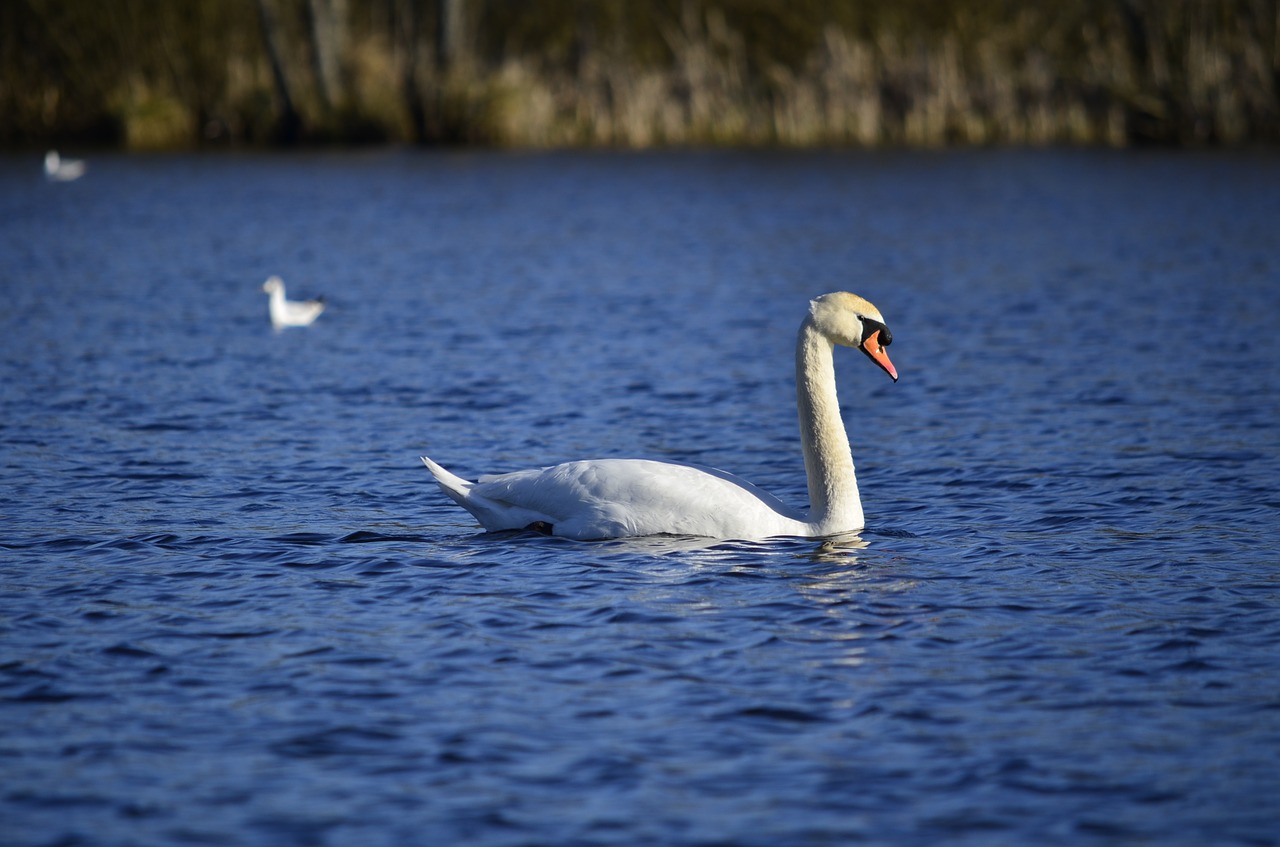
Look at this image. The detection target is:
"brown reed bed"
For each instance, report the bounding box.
[4,0,1277,149]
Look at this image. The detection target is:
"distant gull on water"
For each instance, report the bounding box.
[44,150,86,182]
[262,276,325,330]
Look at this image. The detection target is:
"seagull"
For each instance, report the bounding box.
[262,276,325,329]
[44,150,86,182]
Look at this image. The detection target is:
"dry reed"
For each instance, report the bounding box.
[4,0,1276,149]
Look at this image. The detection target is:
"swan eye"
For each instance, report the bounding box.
[861,318,891,348]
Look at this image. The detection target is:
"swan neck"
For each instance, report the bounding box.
[796,317,862,531]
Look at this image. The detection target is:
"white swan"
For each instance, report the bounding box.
[44,150,86,182]
[422,292,898,540]
[262,276,325,329]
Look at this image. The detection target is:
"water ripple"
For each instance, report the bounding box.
[2,149,1279,846]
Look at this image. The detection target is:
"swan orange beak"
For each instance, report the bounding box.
[860,330,898,382]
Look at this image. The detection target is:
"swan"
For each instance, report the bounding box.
[421,292,898,541]
[44,150,86,182]
[262,276,325,329]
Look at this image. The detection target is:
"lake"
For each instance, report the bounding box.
[2,147,1279,846]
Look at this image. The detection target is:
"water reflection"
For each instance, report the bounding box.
[597,533,735,556]
[583,529,871,561]
[808,531,869,563]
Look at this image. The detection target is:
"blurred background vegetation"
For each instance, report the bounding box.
[4,0,1278,149]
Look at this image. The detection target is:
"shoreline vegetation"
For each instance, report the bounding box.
[5,0,1279,150]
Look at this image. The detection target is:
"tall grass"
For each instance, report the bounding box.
[482,3,1277,148]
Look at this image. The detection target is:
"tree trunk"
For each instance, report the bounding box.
[308,0,349,111]
[436,0,466,73]
[396,0,428,142]
[256,0,302,143]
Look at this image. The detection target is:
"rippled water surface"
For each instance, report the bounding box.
[3,149,1279,846]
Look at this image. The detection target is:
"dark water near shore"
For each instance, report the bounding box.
[2,148,1279,846]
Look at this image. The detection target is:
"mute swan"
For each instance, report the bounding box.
[44,150,86,182]
[422,292,898,540]
[262,276,325,329]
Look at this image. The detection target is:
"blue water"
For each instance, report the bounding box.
[2,148,1279,846]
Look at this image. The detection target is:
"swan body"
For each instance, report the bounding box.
[423,456,813,540]
[44,150,86,182]
[262,276,325,329]
[422,292,898,540]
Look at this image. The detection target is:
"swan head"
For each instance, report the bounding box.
[809,292,898,382]
[262,276,284,294]
[45,151,60,172]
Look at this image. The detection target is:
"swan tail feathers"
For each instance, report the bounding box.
[421,456,549,532]
[421,456,473,497]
